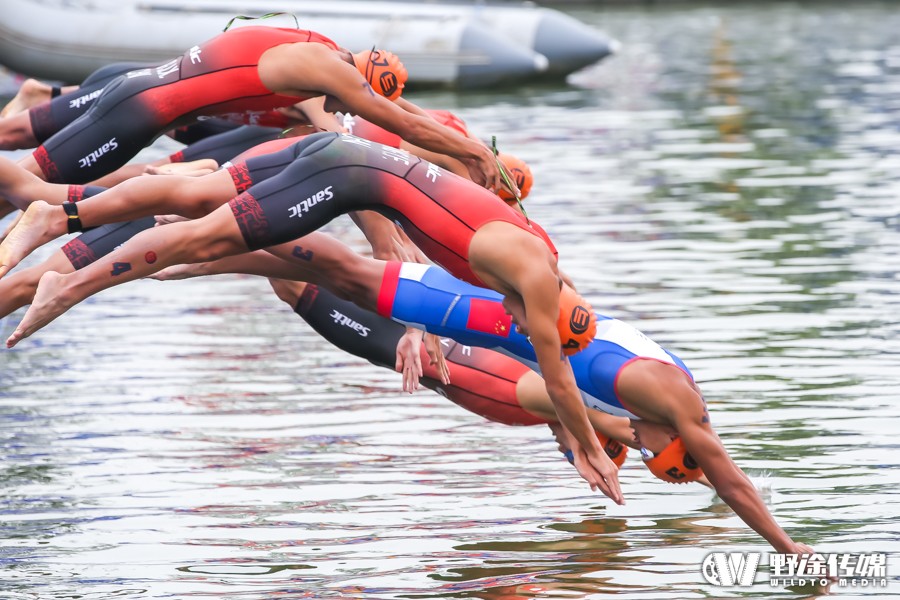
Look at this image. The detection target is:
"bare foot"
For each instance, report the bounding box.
[6,270,71,347]
[0,200,63,278]
[147,263,206,281]
[0,210,23,244]
[144,159,218,177]
[0,78,53,118]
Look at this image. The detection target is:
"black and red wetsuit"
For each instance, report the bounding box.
[216,108,470,192]
[228,132,557,287]
[28,62,154,144]
[169,125,284,166]
[223,135,313,194]
[294,284,544,426]
[33,26,339,184]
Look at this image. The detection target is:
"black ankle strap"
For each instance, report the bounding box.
[62,202,83,233]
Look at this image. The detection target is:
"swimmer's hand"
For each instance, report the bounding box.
[462,145,511,196]
[496,158,521,201]
[395,328,425,393]
[785,542,816,555]
[423,333,450,385]
[579,442,625,505]
[350,211,411,262]
[551,423,624,505]
[781,543,834,585]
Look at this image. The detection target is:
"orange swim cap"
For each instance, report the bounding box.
[497,152,533,203]
[563,432,627,468]
[597,432,628,468]
[351,49,408,101]
[557,285,597,356]
[641,437,704,484]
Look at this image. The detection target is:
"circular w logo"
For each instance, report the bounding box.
[569,305,591,334]
[379,72,399,97]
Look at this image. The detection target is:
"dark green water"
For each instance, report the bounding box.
[1,2,899,598]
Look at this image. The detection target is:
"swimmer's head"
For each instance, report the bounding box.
[641,436,704,484]
[557,285,597,356]
[351,49,408,101]
[496,152,533,203]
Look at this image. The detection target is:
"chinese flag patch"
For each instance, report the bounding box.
[465,298,512,338]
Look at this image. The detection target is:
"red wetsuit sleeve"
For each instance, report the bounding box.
[159,27,342,123]
[423,342,546,426]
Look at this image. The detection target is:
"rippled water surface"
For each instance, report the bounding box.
[2,3,900,598]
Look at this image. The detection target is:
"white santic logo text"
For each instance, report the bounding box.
[68,89,103,109]
[330,309,370,337]
[78,138,118,169]
[289,186,333,218]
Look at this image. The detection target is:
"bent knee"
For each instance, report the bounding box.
[172,179,228,218]
[0,120,37,150]
[178,220,244,263]
[173,193,222,219]
[0,131,34,150]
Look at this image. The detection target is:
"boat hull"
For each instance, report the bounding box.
[0,0,615,88]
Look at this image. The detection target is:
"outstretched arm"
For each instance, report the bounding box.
[291,97,345,133]
[466,223,623,501]
[351,95,504,193]
[272,44,505,193]
[677,414,813,553]
[619,360,813,552]
[519,269,623,504]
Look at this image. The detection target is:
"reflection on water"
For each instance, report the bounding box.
[2,2,900,598]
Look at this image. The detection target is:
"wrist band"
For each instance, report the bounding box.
[51,86,62,98]
[63,201,83,233]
